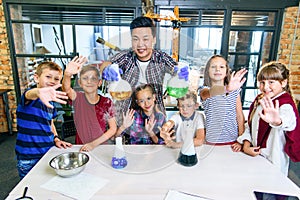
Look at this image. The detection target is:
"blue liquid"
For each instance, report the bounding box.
[111,157,127,169]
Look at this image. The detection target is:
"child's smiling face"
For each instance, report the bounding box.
[259,79,287,98]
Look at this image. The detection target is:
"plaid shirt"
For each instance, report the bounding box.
[123,110,166,144]
[110,49,176,116]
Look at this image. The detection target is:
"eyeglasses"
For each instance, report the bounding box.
[178,104,195,109]
[136,97,154,104]
[80,76,99,83]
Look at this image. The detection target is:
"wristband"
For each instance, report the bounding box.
[53,135,61,142]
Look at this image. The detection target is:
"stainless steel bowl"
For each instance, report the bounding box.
[49,152,89,177]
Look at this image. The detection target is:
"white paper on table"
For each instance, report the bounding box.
[165,190,212,200]
[41,172,109,200]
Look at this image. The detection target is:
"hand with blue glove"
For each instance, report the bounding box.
[102,65,123,81]
[174,65,189,81]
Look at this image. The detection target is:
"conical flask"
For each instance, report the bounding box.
[111,137,127,169]
[108,64,132,101]
[178,128,198,167]
[167,62,189,98]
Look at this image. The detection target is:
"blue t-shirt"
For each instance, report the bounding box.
[15,89,57,160]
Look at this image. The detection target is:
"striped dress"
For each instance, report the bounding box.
[15,90,57,160]
[201,89,240,143]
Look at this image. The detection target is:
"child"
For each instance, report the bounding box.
[199,55,247,151]
[160,91,205,149]
[237,61,299,175]
[116,84,166,144]
[62,56,117,152]
[15,61,72,179]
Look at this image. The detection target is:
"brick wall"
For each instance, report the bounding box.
[0,0,17,133]
[278,6,300,97]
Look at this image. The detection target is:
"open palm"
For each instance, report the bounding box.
[259,96,281,125]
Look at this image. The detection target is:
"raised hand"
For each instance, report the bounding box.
[259,96,282,126]
[65,56,88,76]
[145,114,157,135]
[38,84,68,108]
[227,68,247,92]
[122,109,135,129]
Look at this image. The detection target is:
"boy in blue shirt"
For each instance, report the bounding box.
[15,59,84,179]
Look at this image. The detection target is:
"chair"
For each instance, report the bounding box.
[61,120,77,140]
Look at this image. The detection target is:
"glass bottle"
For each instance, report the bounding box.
[177,128,198,167]
[167,62,189,98]
[108,64,132,101]
[111,137,127,169]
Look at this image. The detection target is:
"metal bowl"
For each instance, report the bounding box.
[49,152,89,177]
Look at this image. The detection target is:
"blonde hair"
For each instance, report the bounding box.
[35,61,62,76]
[177,91,197,104]
[257,61,291,94]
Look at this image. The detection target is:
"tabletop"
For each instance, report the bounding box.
[7,144,300,200]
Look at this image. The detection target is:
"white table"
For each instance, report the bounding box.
[7,145,300,200]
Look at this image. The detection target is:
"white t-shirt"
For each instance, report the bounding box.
[169,111,205,143]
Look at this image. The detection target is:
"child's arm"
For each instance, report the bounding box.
[80,117,117,152]
[193,128,205,147]
[62,56,87,100]
[243,140,261,156]
[115,109,135,137]
[25,85,68,108]
[160,120,179,148]
[236,95,245,135]
[51,120,72,148]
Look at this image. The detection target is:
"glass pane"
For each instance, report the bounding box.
[229,31,264,53]
[12,23,73,57]
[231,11,276,26]
[16,57,29,94]
[201,10,225,26]
[261,32,274,65]
[76,25,131,62]
[243,88,260,108]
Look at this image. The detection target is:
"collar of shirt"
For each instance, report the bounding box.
[180,112,196,121]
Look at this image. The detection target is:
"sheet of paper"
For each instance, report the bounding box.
[165,190,212,200]
[41,172,109,200]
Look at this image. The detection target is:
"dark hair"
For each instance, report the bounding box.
[203,55,231,87]
[35,61,62,76]
[130,16,156,37]
[257,61,291,94]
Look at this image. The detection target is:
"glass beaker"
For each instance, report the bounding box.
[177,128,198,167]
[108,64,132,101]
[167,62,189,98]
[111,137,128,169]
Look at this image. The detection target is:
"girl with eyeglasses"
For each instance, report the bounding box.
[115,84,166,144]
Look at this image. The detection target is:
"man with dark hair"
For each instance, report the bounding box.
[101,16,188,123]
